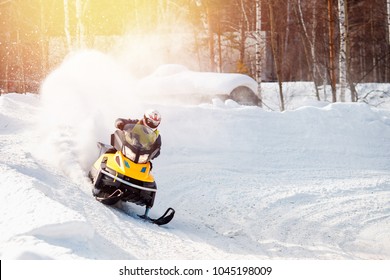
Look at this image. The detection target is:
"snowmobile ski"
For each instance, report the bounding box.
[138,207,175,226]
[94,189,175,226]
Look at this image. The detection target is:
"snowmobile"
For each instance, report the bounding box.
[89,123,175,226]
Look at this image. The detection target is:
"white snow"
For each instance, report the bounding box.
[137,63,259,101]
[1,50,390,261]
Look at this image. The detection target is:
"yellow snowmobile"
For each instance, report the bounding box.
[89,123,174,225]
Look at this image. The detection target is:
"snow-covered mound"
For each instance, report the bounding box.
[1,50,390,260]
[137,63,259,105]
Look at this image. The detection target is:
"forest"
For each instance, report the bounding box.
[0,0,389,107]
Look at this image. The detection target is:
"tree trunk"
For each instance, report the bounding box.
[284,0,291,58]
[4,30,10,93]
[217,9,222,73]
[64,0,72,51]
[338,0,347,102]
[294,0,321,101]
[327,0,337,102]
[205,4,216,72]
[39,0,48,77]
[255,0,263,107]
[388,0,390,44]
[344,0,358,102]
[237,0,248,74]
[386,0,390,82]
[16,30,26,93]
[75,0,85,49]
[268,1,285,111]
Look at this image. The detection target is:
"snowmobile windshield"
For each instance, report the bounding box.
[124,123,158,151]
[121,123,159,163]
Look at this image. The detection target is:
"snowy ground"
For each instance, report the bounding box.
[1,50,390,261]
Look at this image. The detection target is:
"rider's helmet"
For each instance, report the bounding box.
[143,109,161,130]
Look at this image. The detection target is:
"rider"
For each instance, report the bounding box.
[115,109,162,160]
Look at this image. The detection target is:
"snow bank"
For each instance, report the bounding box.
[159,101,390,171]
[137,64,258,100]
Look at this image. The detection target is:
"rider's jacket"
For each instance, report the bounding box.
[115,118,161,159]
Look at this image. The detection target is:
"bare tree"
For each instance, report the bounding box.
[388,1,390,43]
[63,0,72,51]
[200,1,217,71]
[75,0,85,49]
[235,0,249,73]
[268,0,285,111]
[293,0,321,101]
[39,0,48,77]
[387,0,390,82]
[338,0,347,102]
[327,0,337,102]
[16,29,26,93]
[255,0,262,106]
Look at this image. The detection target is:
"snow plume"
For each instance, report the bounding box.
[38,50,141,181]
[112,26,200,78]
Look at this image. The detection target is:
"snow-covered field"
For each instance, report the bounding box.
[1,51,390,262]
